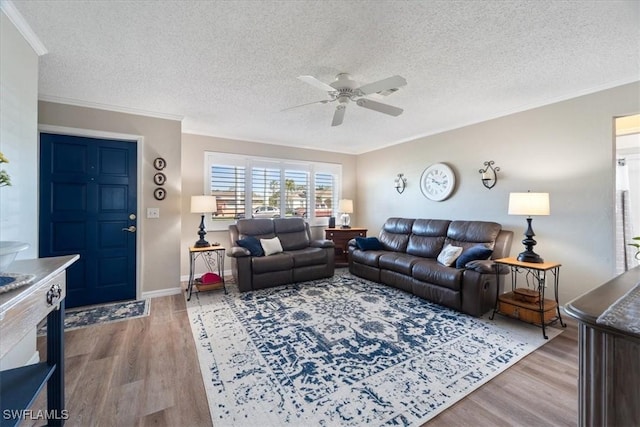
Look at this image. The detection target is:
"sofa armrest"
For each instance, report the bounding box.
[310,239,335,249]
[465,259,509,274]
[227,246,251,257]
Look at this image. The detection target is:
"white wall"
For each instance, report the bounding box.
[0,11,38,260]
[0,10,40,369]
[356,82,640,304]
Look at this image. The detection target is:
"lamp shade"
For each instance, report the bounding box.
[191,195,217,214]
[338,199,353,213]
[508,192,550,216]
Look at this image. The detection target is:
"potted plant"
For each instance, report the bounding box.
[629,237,640,261]
[0,151,10,187]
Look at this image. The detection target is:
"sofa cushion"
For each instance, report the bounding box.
[289,247,327,267]
[236,218,276,240]
[437,244,463,266]
[379,217,415,252]
[379,252,421,275]
[236,236,264,256]
[445,221,501,251]
[251,252,294,273]
[406,219,450,258]
[355,237,383,251]
[351,249,384,267]
[273,218,310,250]
[455,245,493,268]
[412,259,463,291]
[261,237,283,256]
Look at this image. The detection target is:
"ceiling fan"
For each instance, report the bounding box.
[285,73,407,126]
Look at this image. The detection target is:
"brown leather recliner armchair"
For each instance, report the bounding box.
[228,217,335,292]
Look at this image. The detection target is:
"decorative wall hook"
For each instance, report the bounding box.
[394,173,407,194]
[479,161,500,189]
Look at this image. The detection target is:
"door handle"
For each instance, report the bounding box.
[122,226,137,233]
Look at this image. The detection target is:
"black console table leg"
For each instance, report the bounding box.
[47,299,65,426]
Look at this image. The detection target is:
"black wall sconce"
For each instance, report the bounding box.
[394,173,407,194]
[479,161,500,189]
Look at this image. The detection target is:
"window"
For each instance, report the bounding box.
[205,152,341,228]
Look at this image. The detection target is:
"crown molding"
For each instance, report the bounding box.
[39,95,184,122]
[1,0,47,56]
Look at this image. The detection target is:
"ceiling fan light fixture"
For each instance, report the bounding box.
[290,72,407,126]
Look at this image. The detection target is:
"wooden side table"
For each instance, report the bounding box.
[187,245,226,300]
[325,227,367,267]
[490,257,566,339]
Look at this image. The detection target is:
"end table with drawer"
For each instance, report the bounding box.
[325,227,367,267]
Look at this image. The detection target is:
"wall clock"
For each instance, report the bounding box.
[420,163,456,201]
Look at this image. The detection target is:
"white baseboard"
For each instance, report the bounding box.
[180,269,232,283]
[143,269,232,300]
[141,287,182,300]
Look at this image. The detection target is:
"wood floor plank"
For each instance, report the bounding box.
[28,292,578,426]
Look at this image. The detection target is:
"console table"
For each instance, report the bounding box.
[325,227,367,267]
[564,266,640,426]
[0,255,79,427]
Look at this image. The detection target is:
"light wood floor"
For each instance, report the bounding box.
[29,292,578,427]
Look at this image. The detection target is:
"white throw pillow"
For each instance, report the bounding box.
[437,244,463,266]
[260,237,283,256]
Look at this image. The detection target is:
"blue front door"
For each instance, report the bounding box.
[39,133,137,308]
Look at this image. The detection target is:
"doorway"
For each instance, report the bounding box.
[615,114,640,273]
[39,133,138,308]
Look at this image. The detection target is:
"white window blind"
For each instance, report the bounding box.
[204,152,341,228]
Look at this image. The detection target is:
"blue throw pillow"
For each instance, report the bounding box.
[355,237,383,251]
[236,236,264,256]
[456,245,493,269]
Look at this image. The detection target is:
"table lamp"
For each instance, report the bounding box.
[191,195,217,247]
[508,192,550,263]
[338,199,353,229]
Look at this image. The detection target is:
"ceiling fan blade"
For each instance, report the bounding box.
[356,75,407,96]
[298,75,336,92]
[356,99,403,116]
[281,99,331,111]
[332,105,346,127]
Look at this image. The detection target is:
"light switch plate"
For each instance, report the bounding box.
[147,207,160,219]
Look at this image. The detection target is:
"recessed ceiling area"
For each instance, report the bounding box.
[8,0,640,154]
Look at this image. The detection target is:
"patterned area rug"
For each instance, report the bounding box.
[186,273,561,426]
[37,299,150,335]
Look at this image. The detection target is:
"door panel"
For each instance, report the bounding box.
[40,133,137,308]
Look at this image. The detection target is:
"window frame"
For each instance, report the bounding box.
[204,152,342,230]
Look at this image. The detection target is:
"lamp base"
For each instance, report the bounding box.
[340,213,351,229]
[194,239,211,248]
[194,214,210,248]
[517,217,544,263]
[517,251,544,263]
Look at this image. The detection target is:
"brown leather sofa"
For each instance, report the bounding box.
[228,217,335,292]
[348,218,513,317]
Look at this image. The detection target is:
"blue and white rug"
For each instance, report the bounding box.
[186,273,561,426]
[37,299,150,335]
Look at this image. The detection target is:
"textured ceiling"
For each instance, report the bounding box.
[9,0,640,154]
